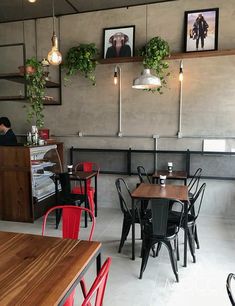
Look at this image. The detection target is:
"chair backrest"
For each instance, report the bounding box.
[115,178,132,217]
[59,172,72,199]
[75,162,100,188]
[75,161,100,173]
[42,205,95,240]
[81,257,112,306]
[137,166,151,184]
[188,168,202,196]
[151,198,184,237]
[188,183,206,220]
[226,273,235,305]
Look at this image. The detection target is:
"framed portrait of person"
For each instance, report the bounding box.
[184,8,219,52]
[103,25,135,59]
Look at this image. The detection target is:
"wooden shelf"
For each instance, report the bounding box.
[98,49,235,64]
[0,95,25,101]
[0,73,60,87]
[98,56,142,64]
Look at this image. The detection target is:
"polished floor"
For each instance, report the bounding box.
[0,208,234,306]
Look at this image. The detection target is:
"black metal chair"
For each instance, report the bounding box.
[137,166,152,214]
[168,183,206,263]
[227,273,235,305]
[115,178,142,253]
[137,165,152,184]
[187,168,202,249]
[188,168,202,200]
[56,172,85,228]
[139,198,184,282]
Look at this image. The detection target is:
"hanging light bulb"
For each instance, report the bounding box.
[47,0,62,65]
[114,66,118,85]
[179,60,183,82]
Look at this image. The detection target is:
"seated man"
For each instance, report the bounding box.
[0,117,17,146]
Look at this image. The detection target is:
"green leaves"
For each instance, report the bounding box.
[25,58,45,128]
[139,36,170,94]
[63,43,98,85]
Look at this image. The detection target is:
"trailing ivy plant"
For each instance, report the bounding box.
[139,36,170,94]
[25,57,46,128]
[63,43,98,85]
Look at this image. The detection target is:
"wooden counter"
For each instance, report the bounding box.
[0,143,63,222]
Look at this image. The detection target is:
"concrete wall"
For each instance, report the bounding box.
[0,0,235,217]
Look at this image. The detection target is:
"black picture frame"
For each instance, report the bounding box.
[184,8,219,52]
[103,25,135,59]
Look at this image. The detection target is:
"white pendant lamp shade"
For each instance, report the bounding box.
[132,69,161,89]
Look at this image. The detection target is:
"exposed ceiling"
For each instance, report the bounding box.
[0,0,177,23]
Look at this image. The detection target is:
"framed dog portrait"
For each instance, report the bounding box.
[184,8,219,52]
[103,25,135,59]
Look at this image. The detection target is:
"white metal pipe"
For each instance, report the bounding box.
[178,60,183,138]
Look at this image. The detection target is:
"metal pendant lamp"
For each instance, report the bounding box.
[47,0,62,65]
[132,5,161,90]
[132,69,161,89]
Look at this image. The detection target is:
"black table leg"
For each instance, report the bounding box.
[84,180,88,228]
[55,177,60,229]
[96,252,101,274]
[183,200,188,267]
[132,198,135,260]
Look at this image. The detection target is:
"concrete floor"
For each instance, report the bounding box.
[0,207,234,306]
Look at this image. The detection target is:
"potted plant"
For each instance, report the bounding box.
[139,36,170,93]
[25,57,46,128]
[18,57,41,75]
[63,43,98,85]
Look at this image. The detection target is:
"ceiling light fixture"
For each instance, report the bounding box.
[47,0,62,65]
[28,0,37,2]
[132,5,161,90]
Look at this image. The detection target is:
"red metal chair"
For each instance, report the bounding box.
[81,257,112,306]
[42,205,95,306]
[71,162,100,214]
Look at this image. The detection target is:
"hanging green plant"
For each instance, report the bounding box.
[63,43,98,85]
[139,36,170,94]
[25,57,46,128]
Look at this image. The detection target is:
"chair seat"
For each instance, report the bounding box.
[168,211,196,227]
[72,186,95,194]
[72,186,95,213]
[59,193,85,205]
[143,222,178,239]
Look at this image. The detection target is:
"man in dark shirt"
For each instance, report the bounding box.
[0,117,17,146]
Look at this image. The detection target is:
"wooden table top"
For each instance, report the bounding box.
[0,231,101,306]
[152,170,187,179]
[131,183,189,202]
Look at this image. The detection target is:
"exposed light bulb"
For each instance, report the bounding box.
[48,48,62,65]
[114,66,118,85]
[47,32,62,65]
[179,60,183,82]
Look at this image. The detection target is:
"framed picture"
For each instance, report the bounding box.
[103,25,135,59]
[184,8,219,52]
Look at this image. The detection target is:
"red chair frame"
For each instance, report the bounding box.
[81,257,112,306]
[42,205,95,306]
